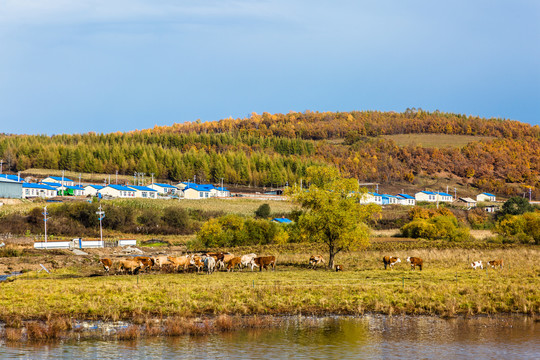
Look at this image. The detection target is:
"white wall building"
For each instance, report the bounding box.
[476,192,496,202]
[128,185,158,199]
[415,191,453,203]
[22,183,58,198]
[98,185,136,198]
[42,176,75,186]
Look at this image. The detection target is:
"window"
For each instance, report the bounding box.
[142,192,147,198]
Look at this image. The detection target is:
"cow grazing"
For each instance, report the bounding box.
[309,255,325,269]
[383,256,401,270]
[251,256,276,271]
[488,259,503,269]
[118,259,143,275]
[240,253,258,270]
[204,256,216,274]
[100,258,113,274]
[335,265,343,272]
[226,256,242,272]
[168,256,191,272]
[134,256,155,271]
[471,261,483,270]
[406,256,423,271]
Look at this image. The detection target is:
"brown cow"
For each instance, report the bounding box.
[383,256,401,270]
[216,253,235,270]
[168,256,191,272]
[100,258,113,273]
[488,259,503,269]
[406,256,423,271]
[309,255,325,269]
[335,265,343,272]
[226,256,242,272]
[190,256,204,273]
[118,259,143,275]
[252,256,276,271]
[134,256,155,272]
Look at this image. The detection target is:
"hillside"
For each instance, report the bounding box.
[1,109,539,199]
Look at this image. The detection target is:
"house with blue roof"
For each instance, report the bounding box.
[42,176,75,186]
[149,183,177,196]
[59,185,85,196]
[98,185,135,198]
[182,183,214,199]
[0,174,23,182]
[476,192,496,202]
[415,191,453,203]
[22,183,58,198]
[272,218,293,224]
[211,186,230,198]
[128,185,158,199]
[83,184,104,197]
[397,194,416,206]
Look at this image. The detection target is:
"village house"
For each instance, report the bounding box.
[476,192,496,202]
[128,185,158,199]
[182,183,214,199]
[0,177,23,199]
[22,183,58,198]
[0,174,23,182]
[148,183,177,196]
[98,185,136,198]
[41,176,75,186]
[211,186,230,197]
[397,194,416,206]
[458,197,477,208]
[83,184,104,197]
[415,191,453,203]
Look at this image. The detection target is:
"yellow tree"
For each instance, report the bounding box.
[290,166,380,269]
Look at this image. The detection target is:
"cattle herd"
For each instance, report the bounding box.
[99,253,505,275]
[99,252,276,275]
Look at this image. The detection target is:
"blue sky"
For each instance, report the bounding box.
[0,0,539,135]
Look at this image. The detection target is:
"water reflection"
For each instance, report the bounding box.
[0,316,537,360]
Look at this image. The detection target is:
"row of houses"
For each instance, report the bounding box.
[0,175,231,200]
[359,191,497,206]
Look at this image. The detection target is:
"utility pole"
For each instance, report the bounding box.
[194,175,196,184]
[79,173,82,187]
[115,170,118,185]
[43,206,49,243]
[0,159,3,173]
[151,173,154,185]
[454,188,457,201]
[530,188,532,201]
[96,205,105,243]
[18,171,21,182]
[134,172,137,186]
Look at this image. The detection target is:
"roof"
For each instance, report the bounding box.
[272,218,293,224]
[184,184,214,192]
[23,183,57,190]
[84,185,104,190]
[419,191,453,197]
[459,197,477,203]
[105,185,135,192]
[215,186,229,191]
[45,176,74,182]
[41,182,61,188]
[482,192,496,197]
[128,185,157,192]
[65,185,84,190]
[152,183,177,189]
[397,194,415,199]
[0,174,22,182]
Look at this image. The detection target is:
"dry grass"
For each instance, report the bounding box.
[381,134,495,148]
[0,246,537,323]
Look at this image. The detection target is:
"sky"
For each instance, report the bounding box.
[0,0,539,135]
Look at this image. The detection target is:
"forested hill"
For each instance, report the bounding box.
[0,110,539,196]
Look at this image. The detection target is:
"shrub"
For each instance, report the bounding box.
[255,203,271,218]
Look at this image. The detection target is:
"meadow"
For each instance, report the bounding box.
[0,244,538,325]
[380,134,495,148]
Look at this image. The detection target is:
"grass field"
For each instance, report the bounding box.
[1,245,538,323]
[381,134,495,148]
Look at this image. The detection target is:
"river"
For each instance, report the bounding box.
[0,315,537,359]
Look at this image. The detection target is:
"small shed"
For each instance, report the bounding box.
[272,218,293,224]
[458,197,477,208]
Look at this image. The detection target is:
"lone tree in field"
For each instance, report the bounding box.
[290,166,380,269]
[255,203,271,218]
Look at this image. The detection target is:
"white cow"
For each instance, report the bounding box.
[471,260,483,270]
[241,253,258,270]
[204,256,216,274]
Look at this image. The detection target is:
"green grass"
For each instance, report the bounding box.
[1,246,537,321]
[381,134,495,148]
